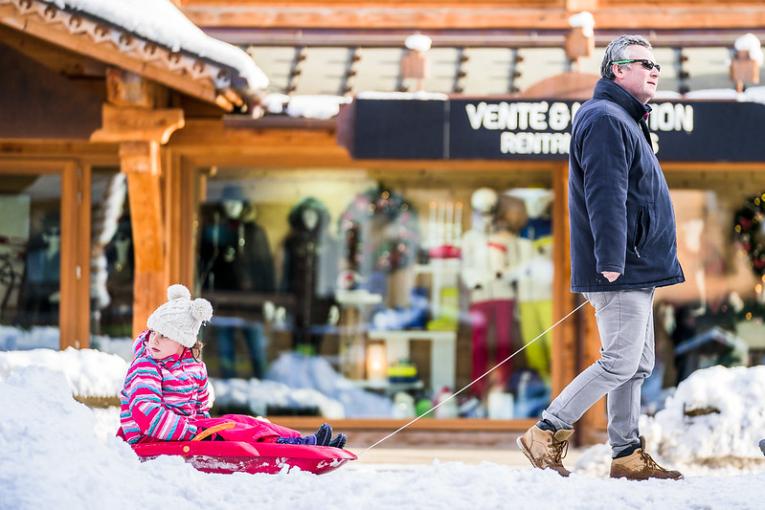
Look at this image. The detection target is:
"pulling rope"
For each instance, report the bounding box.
[359,298,591,456]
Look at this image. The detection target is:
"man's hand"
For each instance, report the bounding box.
[601,271,621,283]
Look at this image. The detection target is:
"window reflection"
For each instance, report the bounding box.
[90,169,134,356]
[647,190,764,412]
[198,170,554,420]
[0,174,61,350]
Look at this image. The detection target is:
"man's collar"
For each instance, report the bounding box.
[593,79,652,122]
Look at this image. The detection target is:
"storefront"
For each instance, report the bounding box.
[133,90,765,445]
[5,0,765,446]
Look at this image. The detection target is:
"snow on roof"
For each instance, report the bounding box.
[744,86,765,103]
[568,11,595,36]
[356,91,448,101]
[735,33,764,66]
[262,94,352,120]
[405,33,432,53]
[51,0,268,91]
[683,88,743,100]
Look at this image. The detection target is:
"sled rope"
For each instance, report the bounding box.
[360,298,591,456]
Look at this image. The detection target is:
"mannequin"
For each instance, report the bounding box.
[19,211,60,327]
[199,184,275,378]
[460,188,522,397]
[101,214,134,336]
[281,196,338,354]
[505,188,554,385]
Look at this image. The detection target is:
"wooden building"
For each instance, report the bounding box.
[4,0,765,446]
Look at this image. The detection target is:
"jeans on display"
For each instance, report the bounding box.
[215,321,267,379]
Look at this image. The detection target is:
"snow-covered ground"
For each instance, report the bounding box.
[2,368,765,510]
[3,350,765,509]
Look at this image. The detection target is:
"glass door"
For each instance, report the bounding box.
[0,161,86,351]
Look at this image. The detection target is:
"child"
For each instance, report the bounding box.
[118,284,346,449]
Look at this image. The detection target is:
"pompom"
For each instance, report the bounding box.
[167,284,191,301]
[190,298,213,322]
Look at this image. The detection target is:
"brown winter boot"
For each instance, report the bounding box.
[610,437,683,481]
[517,425,574,477]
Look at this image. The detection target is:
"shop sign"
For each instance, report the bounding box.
[350,98,765,162]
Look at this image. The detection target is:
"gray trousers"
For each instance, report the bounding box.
[542,288,655,457]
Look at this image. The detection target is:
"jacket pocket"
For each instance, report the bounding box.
[631,205,651,258]
[636,206,651,250]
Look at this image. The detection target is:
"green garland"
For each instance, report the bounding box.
[733,193,765,277]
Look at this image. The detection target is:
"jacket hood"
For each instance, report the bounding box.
[288,196,330,232]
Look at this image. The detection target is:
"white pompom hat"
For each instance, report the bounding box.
[147,284,213,348]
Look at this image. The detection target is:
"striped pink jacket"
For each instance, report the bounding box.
[119,330,210,444]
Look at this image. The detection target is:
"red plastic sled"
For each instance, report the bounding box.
[131,422,357,475]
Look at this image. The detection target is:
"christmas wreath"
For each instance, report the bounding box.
[733,193,765,277]
[338,187,420,275]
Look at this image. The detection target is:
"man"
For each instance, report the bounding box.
[517,35,685,480]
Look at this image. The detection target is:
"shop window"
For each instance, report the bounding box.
[0,174,62,350]
[196,169,554,421]
[647,189,765,413]
[89,168,134,358]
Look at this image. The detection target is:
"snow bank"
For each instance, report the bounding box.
[0,347,127,397]
[53,0,268,90]
[266,352,394,418]
[0,325,59,351]
[577,365,765,472]
[211,377,345,419]
[644,365,765,464]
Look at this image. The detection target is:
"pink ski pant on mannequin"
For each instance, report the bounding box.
[469,299,515,396]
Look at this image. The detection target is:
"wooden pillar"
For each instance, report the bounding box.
[119,141,168,335]
[577,299,607,444]
[163,150,198,291]
[552,162,605,445]
[552,163,577,397]
[90,74,184,337]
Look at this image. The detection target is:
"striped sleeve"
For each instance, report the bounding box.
[196,365,211,419]
[124,359,198,441]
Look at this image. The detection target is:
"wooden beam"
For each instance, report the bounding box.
[0,4,220,104]
[120,141,168,337]
[0,23,105,77]
[75,163,92,348]
[91,104,185,144]
[0,140,119,162]
[105,68,162,110]
[182,2,765,30]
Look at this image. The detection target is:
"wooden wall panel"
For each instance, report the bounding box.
[182,1,765,30]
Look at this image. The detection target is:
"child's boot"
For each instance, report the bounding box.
[329,433,347,449]
[315,423,333,446]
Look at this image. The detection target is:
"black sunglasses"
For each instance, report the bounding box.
[611,59,662,72]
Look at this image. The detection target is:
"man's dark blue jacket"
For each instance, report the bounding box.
[568,79,685,292]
